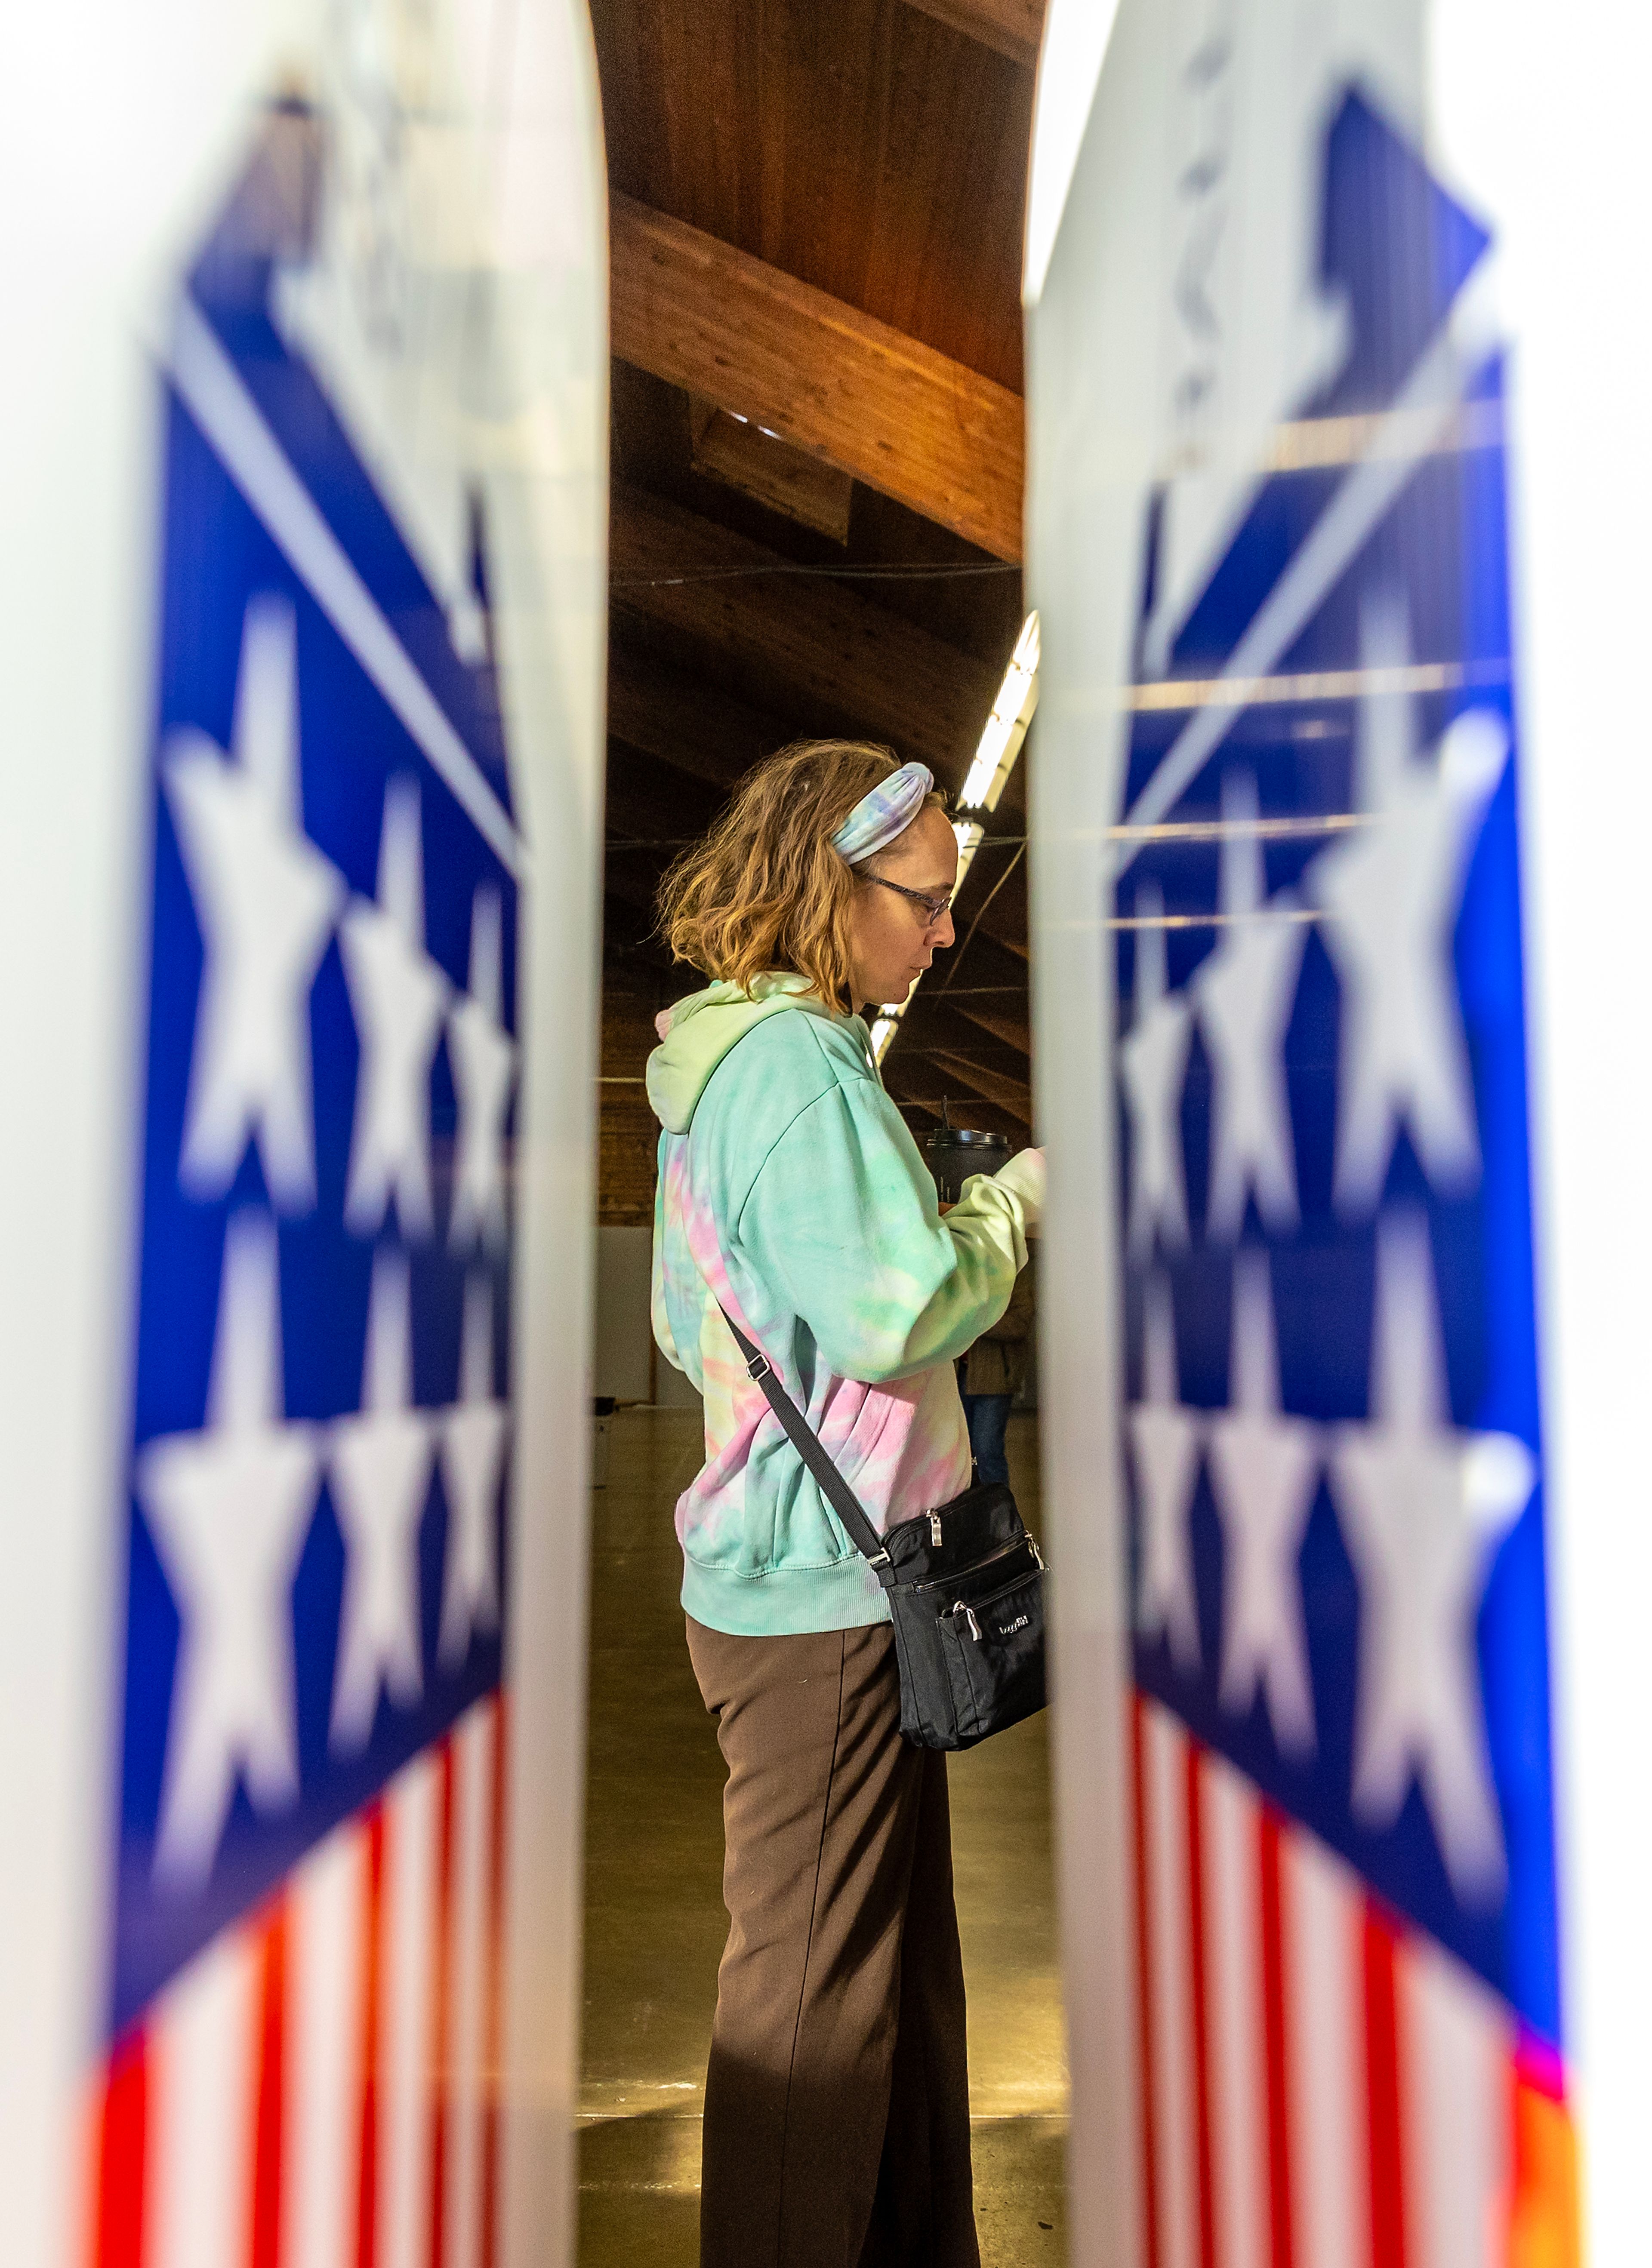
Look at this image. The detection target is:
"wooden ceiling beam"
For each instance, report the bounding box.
[901,926,1032,1054]
[688,397,855,541]
[919,1049,1033,1118]
[880,1060,1025,1139]
[601,887,676,977]
[603,863,662,921]
[899,1000,1031,1094]
[610,194,1024,562]
[949,843,1030,957]
[930,925,1026,995]
[612,484,1001,790]
[948,997,1031,1053]
[898,0,1045,70]
[605,739,721,849]
[955,892,1028,960]
[607,638,791,794]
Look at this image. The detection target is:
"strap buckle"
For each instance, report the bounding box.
[868,1548,891,1569]
[745,1351,772,1382]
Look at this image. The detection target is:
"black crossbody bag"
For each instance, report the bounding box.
[719,1306,1048,1751]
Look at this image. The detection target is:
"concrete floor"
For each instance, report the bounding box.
[577,1407,1068,2265]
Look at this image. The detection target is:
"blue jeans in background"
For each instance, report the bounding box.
[962,1392,1013,1487]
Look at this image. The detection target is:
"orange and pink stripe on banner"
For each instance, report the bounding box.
[1130,1693,1579,2268]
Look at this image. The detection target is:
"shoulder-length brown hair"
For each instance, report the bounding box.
[656,739,943,1008]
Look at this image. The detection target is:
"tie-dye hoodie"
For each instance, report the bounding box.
[648,972,1045,1637]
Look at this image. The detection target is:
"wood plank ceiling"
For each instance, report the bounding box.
[590,0,1040,1224]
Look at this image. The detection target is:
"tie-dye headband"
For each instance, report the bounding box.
[829,761,935,865]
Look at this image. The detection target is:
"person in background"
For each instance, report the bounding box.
[647,739,1042,2268]
[960,1252,1034,1487]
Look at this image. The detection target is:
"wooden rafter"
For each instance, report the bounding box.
[880,1059,1025,1138]
[903,983,1017,1043]
[605,744,720,853]
[887,1071,1028,1133]
[611,484,1002,790]
[920,1050,1032,1118]
[899,0,1044,69]
[950,841,1030,957]
[946,995,1031,1054]
[687,398,855,540]
[932,921,1029,1004]
[610,194,1025,562]
[608,639,790,793]
[890,994,1032,1118]
[603,863,662,920]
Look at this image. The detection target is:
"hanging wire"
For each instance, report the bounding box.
[611,560,1023,591]
[936,841,1026,996]
[608,831,1027,855]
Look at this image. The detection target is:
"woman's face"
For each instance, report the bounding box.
[845,804,959,1009]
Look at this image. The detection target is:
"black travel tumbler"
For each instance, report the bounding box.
[924,1121,1013,1206]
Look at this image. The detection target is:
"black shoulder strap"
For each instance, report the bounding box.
[717,1305,895,1587]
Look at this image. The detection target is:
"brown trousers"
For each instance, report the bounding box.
[686,1617,980,2268]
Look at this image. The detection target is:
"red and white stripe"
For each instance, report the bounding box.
[89,1693,508,2268]
[1130,1692,1548,2268]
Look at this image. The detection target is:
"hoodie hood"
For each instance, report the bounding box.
[645,973,840,1136]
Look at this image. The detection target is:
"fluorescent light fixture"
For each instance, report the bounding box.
[961,712,1018,809]
[1023,0,1122,305]
[958,612,1040,812]
[952,816,986,896]
[875,622,1035,1076]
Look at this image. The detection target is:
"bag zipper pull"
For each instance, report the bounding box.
[953,1603,980,1640]
[930,1511,943,1546]
[1031,1537,1045,1570]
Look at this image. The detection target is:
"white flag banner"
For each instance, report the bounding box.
[1022,0,1630,2260]
[0,3,605,2262]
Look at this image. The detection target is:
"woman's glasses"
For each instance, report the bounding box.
[866,874,953,928]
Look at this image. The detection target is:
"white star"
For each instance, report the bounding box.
[136,1212,322,1886]
[1130,1270,1203,1671]
[328,1248,436,1750]
[437,1271,510,1668]
[1119,883,1194,1258]
[1327,1209,1533,1903]
[1194,770,1309,1238]
[1308,589,1508,1216]
[340,779,450,1239]
[1206,1248,1320,1756]
[447,888,517,1253]
[164,597,345,1212]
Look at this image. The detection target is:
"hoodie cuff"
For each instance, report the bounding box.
[990,1146,1045,1233]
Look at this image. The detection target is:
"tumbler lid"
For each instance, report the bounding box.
[923,1108,1013,1199]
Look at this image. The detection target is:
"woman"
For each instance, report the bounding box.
[647,740,1043,2268]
